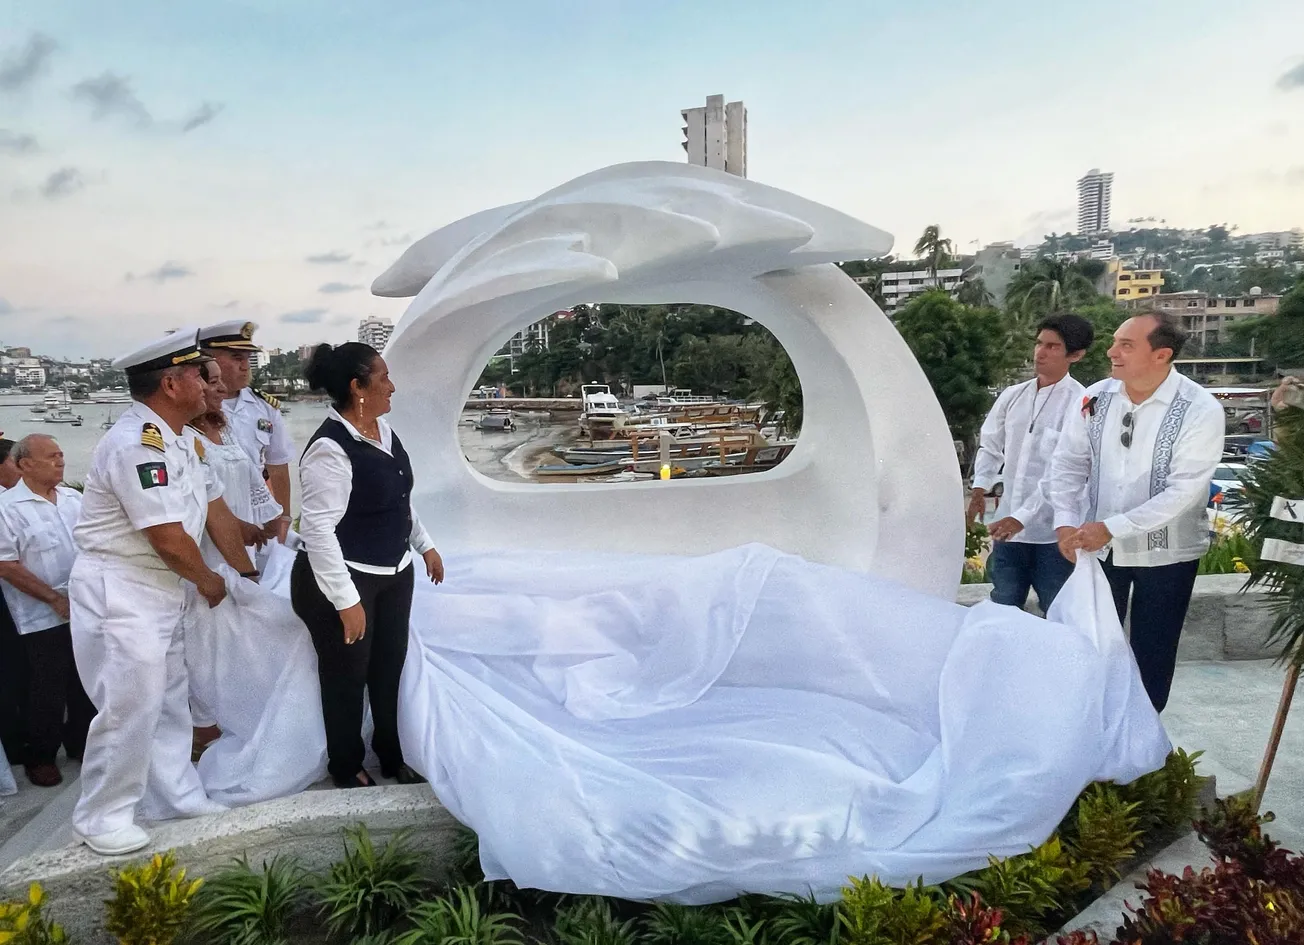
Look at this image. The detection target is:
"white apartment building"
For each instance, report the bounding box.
[681,94,747,178]
[358,316,395,350]
[1077,168,1114,235]
[879,268,965,315]
[14,366,45,388]
[496,320,551,362]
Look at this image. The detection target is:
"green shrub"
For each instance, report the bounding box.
[103,851,203,945]
[395,885,522,945]
[449,825,484,885]
[316,826,426,938]
[1068,784,1143,885]
[1198,525,1256,575]
[1119,748,1204,836]
[0,883,69,945]
[839,877,947,945]
[719,909,767,945]
[967,838,1089,938]
[552,898,640,945]
[768,892,838,945]
[188,854,308,945]
[350,935,398,945]
[965,521,990,560]
[641,903,726,945]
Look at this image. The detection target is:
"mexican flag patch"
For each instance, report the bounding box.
[137,462,169,489]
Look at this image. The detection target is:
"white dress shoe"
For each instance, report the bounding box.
[76,824,150,856]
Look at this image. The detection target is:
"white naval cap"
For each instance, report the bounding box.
[111,326,213,376]
[198,319,261,352]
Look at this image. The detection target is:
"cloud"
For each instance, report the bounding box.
[219,300,239,309]
[0,297,13,315]
[280,308,328,324]
[306,250,352,264]
[319,282,362,294]
[125,261,195,283]
[365,220,389,230]
[72,72,152,126]
[0,33,57,92]
[330,315,353,326]
[1288,166,1304,186]
[40,166,86,199]
[1278,61,1304,91]
[180,101,223,132]
[0,129,38,153]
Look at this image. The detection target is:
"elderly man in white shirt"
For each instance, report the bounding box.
[1048,311,1223,711]
[968,314,1093,612]
[0,435,96,789]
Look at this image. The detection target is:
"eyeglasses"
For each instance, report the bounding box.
[1121,412,1134,448]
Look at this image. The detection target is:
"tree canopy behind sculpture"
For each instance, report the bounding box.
[894,289,1008,449]
[1228,277,1304,370]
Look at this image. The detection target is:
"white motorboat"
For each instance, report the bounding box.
[578,383,626,440]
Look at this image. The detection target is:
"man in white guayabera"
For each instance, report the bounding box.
[1048,311,1223,711]
[968,314,1094,612]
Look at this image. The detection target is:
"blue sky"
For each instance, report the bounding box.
[3,0,1304,359]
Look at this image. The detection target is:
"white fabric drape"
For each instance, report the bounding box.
[194,543,1168,902]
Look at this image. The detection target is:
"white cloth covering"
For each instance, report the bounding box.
[194,542,1168,902]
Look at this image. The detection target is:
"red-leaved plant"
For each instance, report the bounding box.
[944,892,1031,945]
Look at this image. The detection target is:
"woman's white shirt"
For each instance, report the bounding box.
[298,408,435,610]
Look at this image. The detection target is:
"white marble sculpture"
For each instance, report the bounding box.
[374,162,963,599]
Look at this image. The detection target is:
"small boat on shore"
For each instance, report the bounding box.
[578,383,626,440]
[474,410,515,432]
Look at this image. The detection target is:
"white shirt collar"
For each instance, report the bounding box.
[5,479,64,504]
[327,407,391,446]
[128,400,185,445]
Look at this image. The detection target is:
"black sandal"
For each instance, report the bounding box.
[333,769,377,789]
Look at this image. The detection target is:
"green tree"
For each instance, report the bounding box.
[955,277,994,308]
[894,289,1009,456]
[1068,300,1127,386]
[1207,224,1229,245]
[913,225,953,279]
[1230,281,1304,370]
[1005,258,1099,323]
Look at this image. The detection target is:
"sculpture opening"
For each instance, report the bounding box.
[460,303,801,486]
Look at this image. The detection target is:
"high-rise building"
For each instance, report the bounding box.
[1077,168,1114,235]
[681,94,747,177]
[358,316,395,350]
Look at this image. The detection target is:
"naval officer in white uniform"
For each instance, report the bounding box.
[69,329,250,856]
[200,321,295,542]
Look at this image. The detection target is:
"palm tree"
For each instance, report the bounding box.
[1004,258,1098,322]
[913,225,953,280]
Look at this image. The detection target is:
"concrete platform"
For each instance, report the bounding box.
[0,783,459,941]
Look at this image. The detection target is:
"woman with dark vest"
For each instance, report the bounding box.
[294,342,444,788]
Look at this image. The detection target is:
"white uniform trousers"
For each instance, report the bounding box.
[69,556,226,836]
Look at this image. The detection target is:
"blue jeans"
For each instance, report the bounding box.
[987,540,1074,612]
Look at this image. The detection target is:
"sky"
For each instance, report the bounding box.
[2,0,1304,360]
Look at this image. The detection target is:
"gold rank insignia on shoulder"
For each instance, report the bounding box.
[141,422,166,453]
[254,388,281,409]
